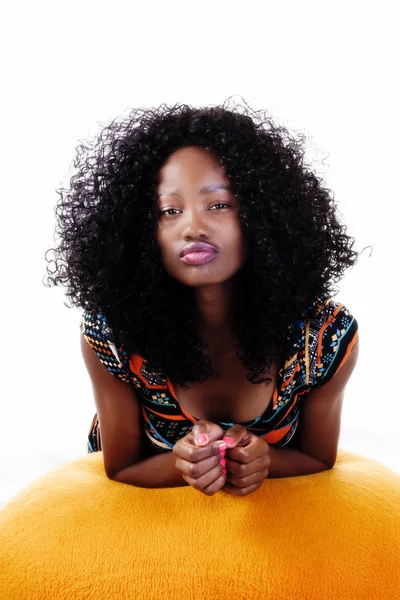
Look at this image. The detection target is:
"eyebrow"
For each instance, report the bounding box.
[159,184,232,197]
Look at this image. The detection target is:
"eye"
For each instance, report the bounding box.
[210,203,231,210]
[159,208,181,217]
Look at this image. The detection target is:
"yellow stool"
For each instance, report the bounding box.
[0,449,399,599]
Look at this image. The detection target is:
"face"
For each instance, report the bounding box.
[155,146,247,287]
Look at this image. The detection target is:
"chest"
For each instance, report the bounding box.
[172,354,279,423]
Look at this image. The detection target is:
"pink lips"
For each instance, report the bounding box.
[180,242,218,265]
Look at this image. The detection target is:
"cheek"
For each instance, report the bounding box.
[229,225,247,259]
[156,226,168,255]
[156,227,176,272]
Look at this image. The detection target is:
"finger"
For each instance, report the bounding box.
[225,467,269,489]
[225,453,270,477]
[223,481,264,497]
[192,420,225,446]
[182,466,226,496]
[173,437,227,463]
[175,453,225,479]
[222,424,250,449]
[227,436,269,464]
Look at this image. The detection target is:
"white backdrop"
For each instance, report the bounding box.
[1,1,399,508]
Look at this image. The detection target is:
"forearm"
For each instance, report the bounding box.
[267,446,331,478]
[113,450,187,488]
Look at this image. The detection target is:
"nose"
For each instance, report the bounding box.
[182,207,210,241]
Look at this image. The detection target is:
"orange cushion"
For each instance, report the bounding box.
[0,449,399,599]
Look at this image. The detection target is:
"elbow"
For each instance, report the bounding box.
[105,456,142,483]
[106,464,136,483]
[105,465,125,482]
[323,459,335,470]
[325,454,337,470]
[106,469,119,481]
[107,470,130,484]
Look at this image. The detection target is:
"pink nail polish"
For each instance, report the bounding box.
[224,437,235,446]
[218,441,227,451]
[196,434,208,445]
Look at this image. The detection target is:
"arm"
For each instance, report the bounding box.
[81,334,187,488]
[268,337,360,478]
[113,452,187,488]
[266,447,330,478]
[222,338,360,492]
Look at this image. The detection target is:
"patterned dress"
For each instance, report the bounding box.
[80,296,358,454]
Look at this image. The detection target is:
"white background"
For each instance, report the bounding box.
[1,1,399,509]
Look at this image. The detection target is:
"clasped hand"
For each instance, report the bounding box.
[172,421,271,496]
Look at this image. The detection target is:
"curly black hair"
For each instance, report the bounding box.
[45,97,360,386]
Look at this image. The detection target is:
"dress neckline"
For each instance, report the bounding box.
[165,376,279,427]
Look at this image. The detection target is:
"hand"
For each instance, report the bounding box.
[172,420,228,496]
[222,424,271,496]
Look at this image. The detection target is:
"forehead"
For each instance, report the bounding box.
[157,146,229,186]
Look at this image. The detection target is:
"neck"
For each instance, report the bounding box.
[195,280,238,358]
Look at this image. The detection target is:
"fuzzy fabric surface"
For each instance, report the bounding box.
[0,449,399,600]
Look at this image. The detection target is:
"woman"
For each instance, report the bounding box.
[46,99,360,497]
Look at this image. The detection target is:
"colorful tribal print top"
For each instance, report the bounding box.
[81,296,358,454]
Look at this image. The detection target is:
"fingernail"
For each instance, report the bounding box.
[218,441,227,451]
[196,434,208,445]
[224,437,235,446]
[220,458,226,467]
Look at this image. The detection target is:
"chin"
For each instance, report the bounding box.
[174,270,239,288]
[182,278,227,288]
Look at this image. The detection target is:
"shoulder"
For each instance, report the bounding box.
[309,297,358,335]
[80,308,110,337]
[80,308,118,358]
[306,297,359,388]
[80,308,132,384]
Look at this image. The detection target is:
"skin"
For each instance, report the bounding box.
[173,420,271,497]
[81,145,359,495]
[156,146,272,496]
[156,145,246,349]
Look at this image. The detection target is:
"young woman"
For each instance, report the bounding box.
[46,100,360,497]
